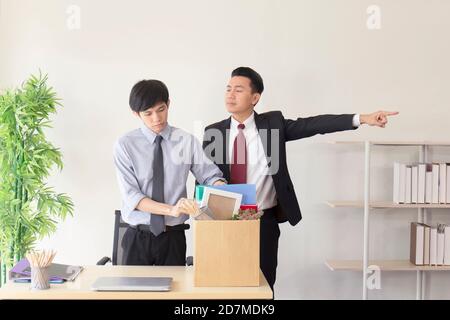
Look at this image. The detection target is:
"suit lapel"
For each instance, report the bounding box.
[254,112,271,160]
[220,118,231,181]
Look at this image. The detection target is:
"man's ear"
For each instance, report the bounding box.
[252,93,261,106]
[167,99,170,109]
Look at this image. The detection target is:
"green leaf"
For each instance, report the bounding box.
[0,72,75,271]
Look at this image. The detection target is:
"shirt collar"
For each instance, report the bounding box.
[140,123,172,144]
[230,111,256,130]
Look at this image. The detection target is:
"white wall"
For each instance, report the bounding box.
[1,0,450,299]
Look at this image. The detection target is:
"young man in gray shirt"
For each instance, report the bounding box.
[114,79,225,265]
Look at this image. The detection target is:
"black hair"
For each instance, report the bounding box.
[129,79,169,112]
[231,67,264,94]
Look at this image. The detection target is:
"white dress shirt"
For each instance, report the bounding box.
[229,113,360,211]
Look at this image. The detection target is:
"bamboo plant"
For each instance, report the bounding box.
[0,73,74,286]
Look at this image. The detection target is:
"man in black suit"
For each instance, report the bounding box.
[202,67,398,291]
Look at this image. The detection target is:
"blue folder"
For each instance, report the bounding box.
[195,184,256,205]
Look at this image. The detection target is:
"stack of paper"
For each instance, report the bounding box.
[9,258,83,282]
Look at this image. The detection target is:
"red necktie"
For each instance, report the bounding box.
[230,123,247,184]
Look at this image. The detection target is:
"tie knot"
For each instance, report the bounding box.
[238,123,245,130]
[155,135,163,144]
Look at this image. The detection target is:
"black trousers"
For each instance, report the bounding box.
[121,225,187,266]
[260,207,281,291]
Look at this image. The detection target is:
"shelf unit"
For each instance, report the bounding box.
[326,141,450,300]
[326,260,450,271]
[326,201,450,209]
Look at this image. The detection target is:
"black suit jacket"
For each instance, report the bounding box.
[202,111,358,226]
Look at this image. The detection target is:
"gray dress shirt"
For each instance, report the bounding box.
[113,124,225,226]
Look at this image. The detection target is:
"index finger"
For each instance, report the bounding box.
[383,111,399,116]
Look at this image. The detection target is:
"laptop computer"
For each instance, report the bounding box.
[91,276,172,292]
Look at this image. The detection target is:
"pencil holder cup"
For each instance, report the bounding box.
[31,266,50,290]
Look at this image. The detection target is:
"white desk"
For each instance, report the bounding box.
[0,265,272,300]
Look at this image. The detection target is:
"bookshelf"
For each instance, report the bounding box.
[326,201,450,209]
[326,141,450,300]
[326,260,450,271]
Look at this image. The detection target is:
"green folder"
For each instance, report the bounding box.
[195,185,205,202]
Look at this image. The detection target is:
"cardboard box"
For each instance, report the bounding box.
[194,219,260,287]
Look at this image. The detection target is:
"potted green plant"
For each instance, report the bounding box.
[0,73,74,286]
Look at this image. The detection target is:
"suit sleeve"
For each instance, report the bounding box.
[283,113,358,142]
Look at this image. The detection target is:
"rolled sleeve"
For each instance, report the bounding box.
[113,140,150,224]
[190,136,225,186]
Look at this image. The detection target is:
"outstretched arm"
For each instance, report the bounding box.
[283,110,399,142]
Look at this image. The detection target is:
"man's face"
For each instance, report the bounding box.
[135,101,169,134]
[225,76,260,114]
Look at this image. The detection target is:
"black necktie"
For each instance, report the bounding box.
[150,135,165,237]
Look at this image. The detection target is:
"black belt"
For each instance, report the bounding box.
[261,206,280,221]
[264,205,287,223]
[129,223,190,233]
[264,207,276,214]
[263,206,276,216]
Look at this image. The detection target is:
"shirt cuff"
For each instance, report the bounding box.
[207,177,227,185]
[352,114,361,128]
[127,193,147,213]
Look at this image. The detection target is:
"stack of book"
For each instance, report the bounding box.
[393,162,450,204]
[410,222,450,266]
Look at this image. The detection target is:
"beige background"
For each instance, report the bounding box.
[1,0,450,299]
